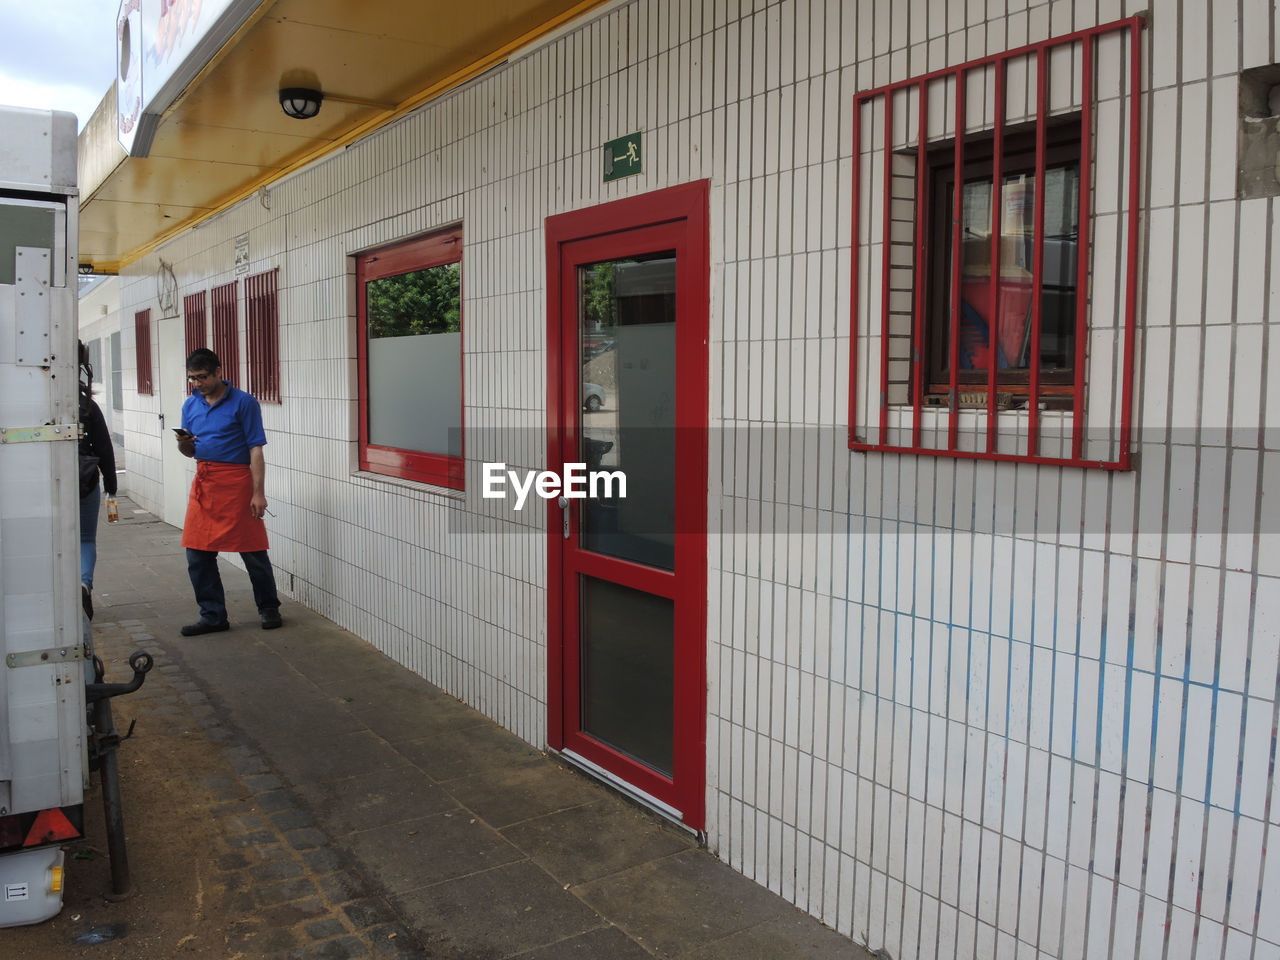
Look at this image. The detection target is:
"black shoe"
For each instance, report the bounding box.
[260,610,283,630]
[181,620,230,637]
[81,585,93,621]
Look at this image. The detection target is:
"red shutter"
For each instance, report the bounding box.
[210,281,240,387]
[134,309,153,395]
[246,269,280,403]
[183,291,207,355]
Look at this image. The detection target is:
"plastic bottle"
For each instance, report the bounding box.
[106,498,119,523]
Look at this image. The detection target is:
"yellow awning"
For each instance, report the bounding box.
[78,0,606,273]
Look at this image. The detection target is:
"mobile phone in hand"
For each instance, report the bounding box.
[173,428,193,438]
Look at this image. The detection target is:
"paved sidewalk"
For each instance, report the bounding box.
[87,495,872,960]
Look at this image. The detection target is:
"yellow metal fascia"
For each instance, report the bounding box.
[168,0,279,112]
[80,0,278,209]
[117,0,607,269]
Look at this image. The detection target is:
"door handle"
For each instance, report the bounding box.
[158,412,165,429]
[557,496,570,540]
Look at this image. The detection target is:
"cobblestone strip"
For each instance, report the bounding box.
[105,621,426,960]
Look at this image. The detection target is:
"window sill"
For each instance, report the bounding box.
[852,405,1128,468]
[921,393,1074,411]
[352,469,467,502]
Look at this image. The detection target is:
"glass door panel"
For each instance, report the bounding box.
[577,254,676,570]
[580,576,674,775]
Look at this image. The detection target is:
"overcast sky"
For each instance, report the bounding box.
[0,1,119,131]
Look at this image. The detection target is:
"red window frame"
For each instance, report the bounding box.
[134,309,153,395]
[246,268,280,403]
[211,281,239,387]
[355,227,464,489]
[183,291,207,355]
[849,15,1144,470]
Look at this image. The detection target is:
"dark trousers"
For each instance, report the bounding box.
[186,548,280,625]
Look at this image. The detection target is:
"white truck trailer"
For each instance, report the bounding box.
[0,105,92,927]
[0,105,154,928]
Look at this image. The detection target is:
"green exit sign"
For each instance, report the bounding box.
[603,132,642,182]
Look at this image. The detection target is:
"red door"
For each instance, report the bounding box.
[546,182,709,829]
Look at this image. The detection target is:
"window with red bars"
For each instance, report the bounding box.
[849,16,1143,469]
[183,291,207,356]
[246,268,280,403]
[134,309,153,395]
[210,281,240,388]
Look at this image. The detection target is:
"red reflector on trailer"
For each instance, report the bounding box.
[23,808,80,847]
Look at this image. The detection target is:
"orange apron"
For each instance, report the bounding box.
[181,461,269,553]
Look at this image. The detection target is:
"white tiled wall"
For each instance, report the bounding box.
[116,1,1279,957]
[78,276,122,438]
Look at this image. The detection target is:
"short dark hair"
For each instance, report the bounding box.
[186,348,220,373]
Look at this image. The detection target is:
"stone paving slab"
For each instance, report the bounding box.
[498,800,692,887]
[574,849,795,958]
[391,859,606,958]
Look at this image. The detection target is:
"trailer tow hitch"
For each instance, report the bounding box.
[85,650,154,899]
[87,650,153,701]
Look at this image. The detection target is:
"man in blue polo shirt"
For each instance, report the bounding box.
[175,348,283,635]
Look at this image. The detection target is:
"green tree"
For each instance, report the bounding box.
[367,263,461,338]
[582,262,617,329]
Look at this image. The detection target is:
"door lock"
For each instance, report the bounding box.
[557,496,570,539]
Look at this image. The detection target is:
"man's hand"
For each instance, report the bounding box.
[249,446,268,520]
[176,433,196,458]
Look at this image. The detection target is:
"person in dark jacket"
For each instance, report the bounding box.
[79,342,117,619]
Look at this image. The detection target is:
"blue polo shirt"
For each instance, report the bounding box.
[181,382,267,464]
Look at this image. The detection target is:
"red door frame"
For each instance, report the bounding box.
[545,181,709,829]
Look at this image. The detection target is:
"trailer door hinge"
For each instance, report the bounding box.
[0,423,82,443]
[6,644,85,668]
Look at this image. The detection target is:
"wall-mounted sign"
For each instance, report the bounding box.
[603,133,642,182]
[116,0,260,157]
[234,233,249,276]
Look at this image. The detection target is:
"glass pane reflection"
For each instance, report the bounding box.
[366,262,462,456]
[946,166,1079,377]
[580,575,674,776]
[577,253,676,570]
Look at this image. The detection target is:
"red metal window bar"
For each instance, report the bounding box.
[210,281,240,388]
[849,16,1143,469]
[183,291,207,355]
[134,309,153,396]
[246,269,281,403]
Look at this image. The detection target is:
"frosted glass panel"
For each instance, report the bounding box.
[368,332,461,457]
[365,259,462,457]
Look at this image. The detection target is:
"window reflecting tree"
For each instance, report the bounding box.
[367,263,461,338]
